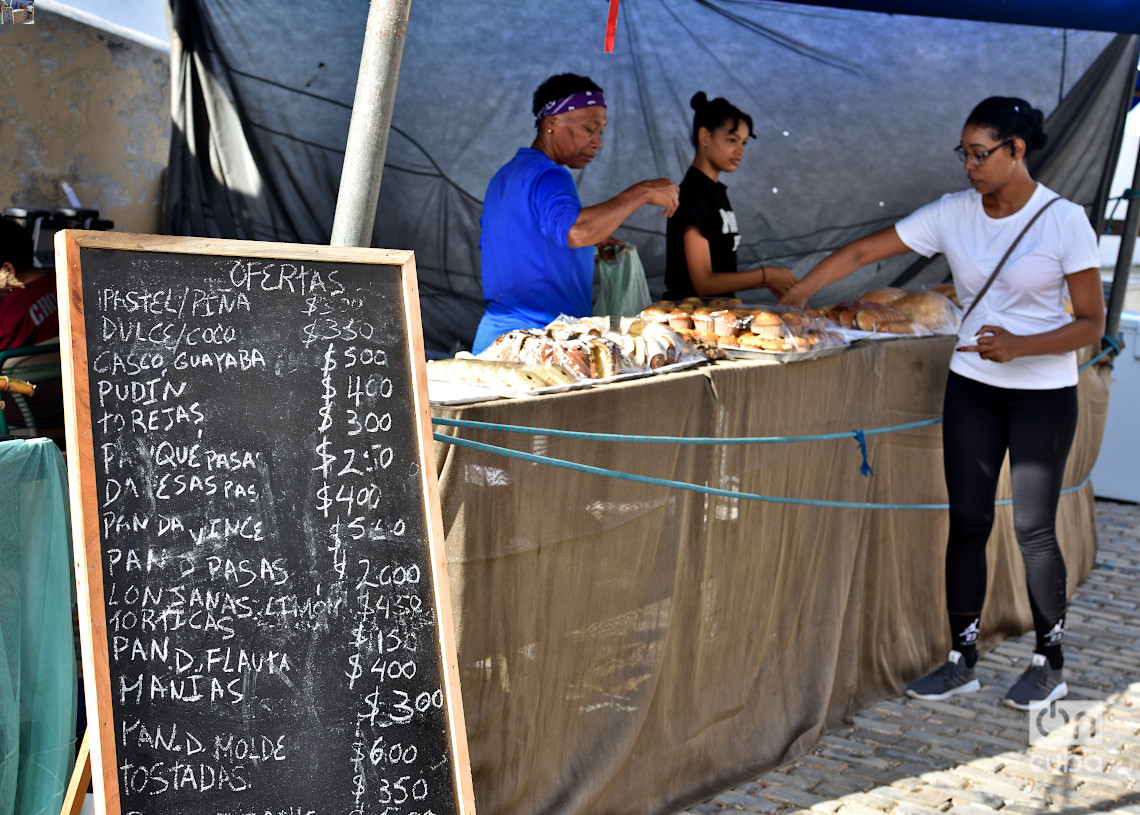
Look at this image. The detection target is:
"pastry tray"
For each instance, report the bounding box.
[836,328,949,342]
[428,358,708,405]
[717,343,850,364]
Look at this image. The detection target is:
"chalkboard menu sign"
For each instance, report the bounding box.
[57,231,475,815]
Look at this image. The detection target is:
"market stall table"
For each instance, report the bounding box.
[430,335,1109,815]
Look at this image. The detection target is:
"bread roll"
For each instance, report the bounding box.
[876,319,928,335]
[497,366,549,390]
[892,291,960,334]
[779,311,804,336]
[531,362,578,386]
[858,287,907,305]
[854,303,909,331]
[823,302,859,328]
[930,283,959,306]
[427,358,546,389]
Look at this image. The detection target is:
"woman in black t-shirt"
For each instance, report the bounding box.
[664,92,795,301]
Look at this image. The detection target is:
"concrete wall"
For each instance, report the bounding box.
[0,0,169,234]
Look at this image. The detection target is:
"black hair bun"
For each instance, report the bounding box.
[1025,106,1048,151]
[690,91,709,111]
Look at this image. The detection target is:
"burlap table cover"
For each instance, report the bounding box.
[431,336,1110,815]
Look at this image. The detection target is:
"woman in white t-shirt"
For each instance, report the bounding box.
[781,97,1104,710]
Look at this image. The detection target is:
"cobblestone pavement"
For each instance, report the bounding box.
[679,499,1140,815]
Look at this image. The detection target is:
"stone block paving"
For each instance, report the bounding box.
[677,499,1140,815]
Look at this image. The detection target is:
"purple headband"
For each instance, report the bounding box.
[534,91,606,128]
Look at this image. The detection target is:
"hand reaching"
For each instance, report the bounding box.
[595,238,626,263]
[761,266,796,298]
[634,178,680,217]
[779,285,810,309]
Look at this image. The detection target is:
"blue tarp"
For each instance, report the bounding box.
[773,0,1140,34]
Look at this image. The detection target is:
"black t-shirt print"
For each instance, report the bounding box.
[664,166,741,299]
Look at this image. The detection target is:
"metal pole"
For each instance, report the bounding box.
[330,0,412,248]
[1105,137,1140,341]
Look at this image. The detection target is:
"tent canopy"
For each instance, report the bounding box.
[769,0,1140,34]
[164,1,1139,353]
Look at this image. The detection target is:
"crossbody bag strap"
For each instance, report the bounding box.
[961,195,1062,323]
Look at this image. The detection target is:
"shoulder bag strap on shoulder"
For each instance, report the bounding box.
[962,195,1062,322]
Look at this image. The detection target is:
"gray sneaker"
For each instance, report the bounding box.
[1003,653,1068,710]
[906,650,980,700]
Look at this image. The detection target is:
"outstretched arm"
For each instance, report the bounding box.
[681,226,795,297]
[567,178,680,248]
[779,226,911,308]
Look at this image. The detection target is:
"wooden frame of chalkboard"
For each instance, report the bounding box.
[56,230,476,815]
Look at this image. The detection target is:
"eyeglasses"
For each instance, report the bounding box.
[954,140,1014,167]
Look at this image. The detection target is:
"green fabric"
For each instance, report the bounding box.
[0,438,77,815]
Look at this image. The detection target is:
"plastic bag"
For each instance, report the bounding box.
[593,245,651,318]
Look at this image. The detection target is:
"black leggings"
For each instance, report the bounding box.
[942,371,1077,633]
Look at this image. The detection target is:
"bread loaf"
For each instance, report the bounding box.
[854,303,909,331]
[875,320,926,335]
[587,338,622,378]
[555,340,593,379]
[858,287,907,305]
[892,291,960,334]
[426,357,576,390]
[930,283,959,306]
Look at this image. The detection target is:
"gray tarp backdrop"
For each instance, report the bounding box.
[163,1,1139,354]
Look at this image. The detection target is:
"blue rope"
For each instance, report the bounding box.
[435,337,1113,442]
[432,342,1106,507]
[853,430,874,477]
[431,415,942,445]
[1082,335,1122,371]
[433,432,1091,510]
[1105,188,1140,232]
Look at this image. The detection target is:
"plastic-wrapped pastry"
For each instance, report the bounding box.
[891,291,961,334]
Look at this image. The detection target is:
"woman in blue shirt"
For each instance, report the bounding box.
[473,73,680,354]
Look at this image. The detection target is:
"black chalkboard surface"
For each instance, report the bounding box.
[57,231,475,815]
